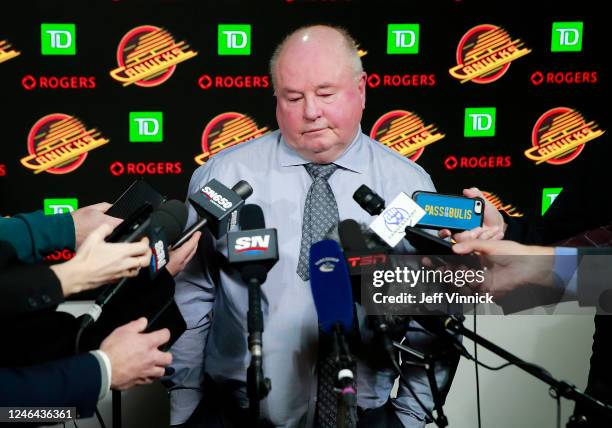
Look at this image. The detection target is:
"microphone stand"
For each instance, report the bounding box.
[437,314,612,426]
[392,341,449,428]
[332,323,357,428]
[246,277,270,427]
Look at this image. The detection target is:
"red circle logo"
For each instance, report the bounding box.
[26,113,88,175]
[370,110,428,161]
[115,25,176,88]
[456,24,512,84]
[531,107,585,165]
[201,112,259,155]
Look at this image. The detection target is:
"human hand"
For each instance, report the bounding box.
[166,231,201,277]
[51,224,151,296]
[438,187,505,242]
[452,239,555,298]
[72,203,122,249]
[100,318,172,390]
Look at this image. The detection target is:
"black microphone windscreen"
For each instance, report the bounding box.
[339,219,368,251]
[353,184,385,216]
[240,204,265,230]
[152,200,188,242]
[232,180,253,200]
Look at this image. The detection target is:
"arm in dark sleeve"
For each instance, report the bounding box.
[576,247,612,311]
[0,241,65,315]
[0,353,102,418]
[0,210,75,263]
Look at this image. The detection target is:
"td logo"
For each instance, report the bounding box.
[551,22,583,52]
[44,198,78,215]
[41,23,76,55]
[218,24,251,55]
[541,188,563,216]
[129,112,163,143]
[464,107,496,137]
[387,24,419,54]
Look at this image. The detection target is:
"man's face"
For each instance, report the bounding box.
[274,43,366,164]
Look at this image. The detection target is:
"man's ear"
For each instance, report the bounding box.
[358,72,367,109]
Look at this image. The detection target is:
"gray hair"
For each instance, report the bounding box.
[269,25,363,92]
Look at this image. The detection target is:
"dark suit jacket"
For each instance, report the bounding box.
[0,240,76,366]
[0,241,101,418]
[0,241,65,315]
[0,353,101,418]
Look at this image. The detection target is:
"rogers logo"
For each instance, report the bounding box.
[198,74,270,90]
[202,186,232,210]
[530,70,598,86]
[109,161,182,176]
[444,155,512,170]
[21,75,96,91]
[367,73,436,88]
[0,164,6,177]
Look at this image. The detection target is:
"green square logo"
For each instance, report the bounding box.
[44,198,78,215]
[464,107,496,137]
[41,23,76,55]
[218,24,251,55]
[551,22,583,52]
[541,188,563,216]
[387,24,419,54]
[129,112,163,143]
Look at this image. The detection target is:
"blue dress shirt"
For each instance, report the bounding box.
[167,128,451,427]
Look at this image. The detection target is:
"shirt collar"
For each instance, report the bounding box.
[278,126,365,174]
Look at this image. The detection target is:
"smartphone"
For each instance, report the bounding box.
[105,179,166,220]
[404,226,480,269]
[404,226,453,255]
[412,191,484,232]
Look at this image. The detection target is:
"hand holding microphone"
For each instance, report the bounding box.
[166,231,201,277]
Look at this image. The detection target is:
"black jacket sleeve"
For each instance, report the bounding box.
[0,241,65,315]
[0,353,101,418]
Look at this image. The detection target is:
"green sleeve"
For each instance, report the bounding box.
[0,210,76,263]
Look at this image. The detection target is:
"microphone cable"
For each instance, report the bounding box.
[473,304,482,428]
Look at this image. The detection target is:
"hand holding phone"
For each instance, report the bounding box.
[404,226,481,269]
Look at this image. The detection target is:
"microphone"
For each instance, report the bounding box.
[79,200,187,330]
[309,240,357,408]
[148,200,188,277]
[227,204,277,420]
[172,179,252,248]
[338,219,390,302]
[353,184,385,215]
[227,204,279,284]
[354,185,427,248]
[310,240,354,334]
[336,220,403,362]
